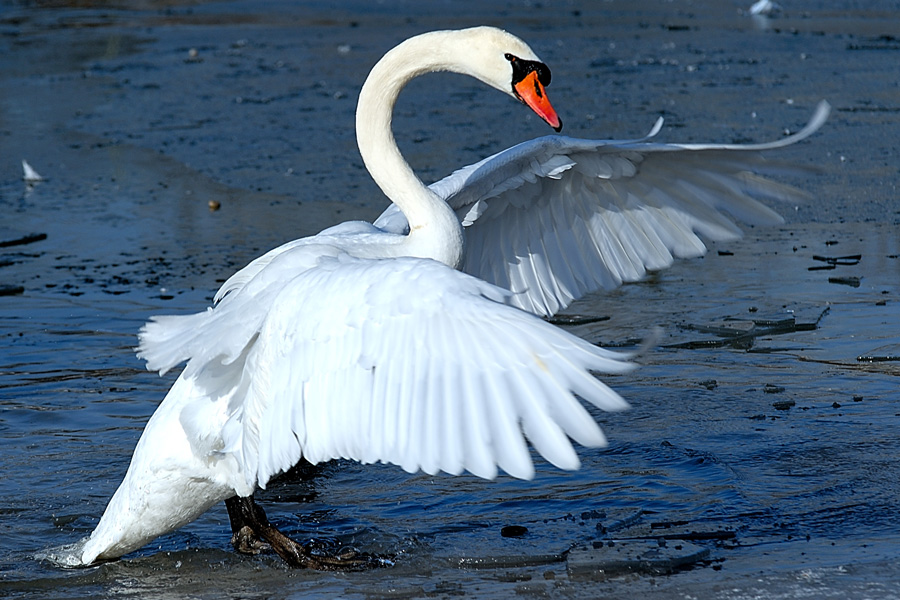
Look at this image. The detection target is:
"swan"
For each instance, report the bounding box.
[71,27,827,569]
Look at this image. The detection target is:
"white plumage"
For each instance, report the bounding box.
[376,104,829,316]
[73,27,826,566]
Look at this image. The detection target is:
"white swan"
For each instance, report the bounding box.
[74,27,827,568]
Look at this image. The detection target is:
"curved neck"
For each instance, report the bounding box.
[356,32,464,268]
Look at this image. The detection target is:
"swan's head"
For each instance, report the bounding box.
[435,27,562,132]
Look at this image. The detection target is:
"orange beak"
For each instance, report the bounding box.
[514,70,562,132]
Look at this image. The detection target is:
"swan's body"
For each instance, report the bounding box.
[74,27,826,566]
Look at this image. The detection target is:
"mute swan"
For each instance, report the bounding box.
[72,27,827,569]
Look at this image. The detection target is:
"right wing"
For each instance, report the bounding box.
[376,101,830,317]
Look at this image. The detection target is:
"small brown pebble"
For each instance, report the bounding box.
[208,199,221,211]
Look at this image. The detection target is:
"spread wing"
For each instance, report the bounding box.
[138,252,635,491]
[375,101,829,316]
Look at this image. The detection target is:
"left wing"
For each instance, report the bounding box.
[140,253,636,491]
[233,255,635,488]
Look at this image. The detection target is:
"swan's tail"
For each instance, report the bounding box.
[78,465,228,565]
[77,375,238,565]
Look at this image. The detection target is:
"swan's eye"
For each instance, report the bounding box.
[506,53,552,87]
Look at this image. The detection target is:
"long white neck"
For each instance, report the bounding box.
[356,31,466,268]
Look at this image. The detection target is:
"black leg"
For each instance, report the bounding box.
[223,495,386,571]
[225,495,270,555]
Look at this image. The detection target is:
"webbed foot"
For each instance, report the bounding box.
[224,495,387,571]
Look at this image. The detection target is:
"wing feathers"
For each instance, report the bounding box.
[482,368,535,479]
[399,102,829,317]
[460,371,499,480]
[183,255,634,487]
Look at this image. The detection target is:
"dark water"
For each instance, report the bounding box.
[2,0,899,598]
